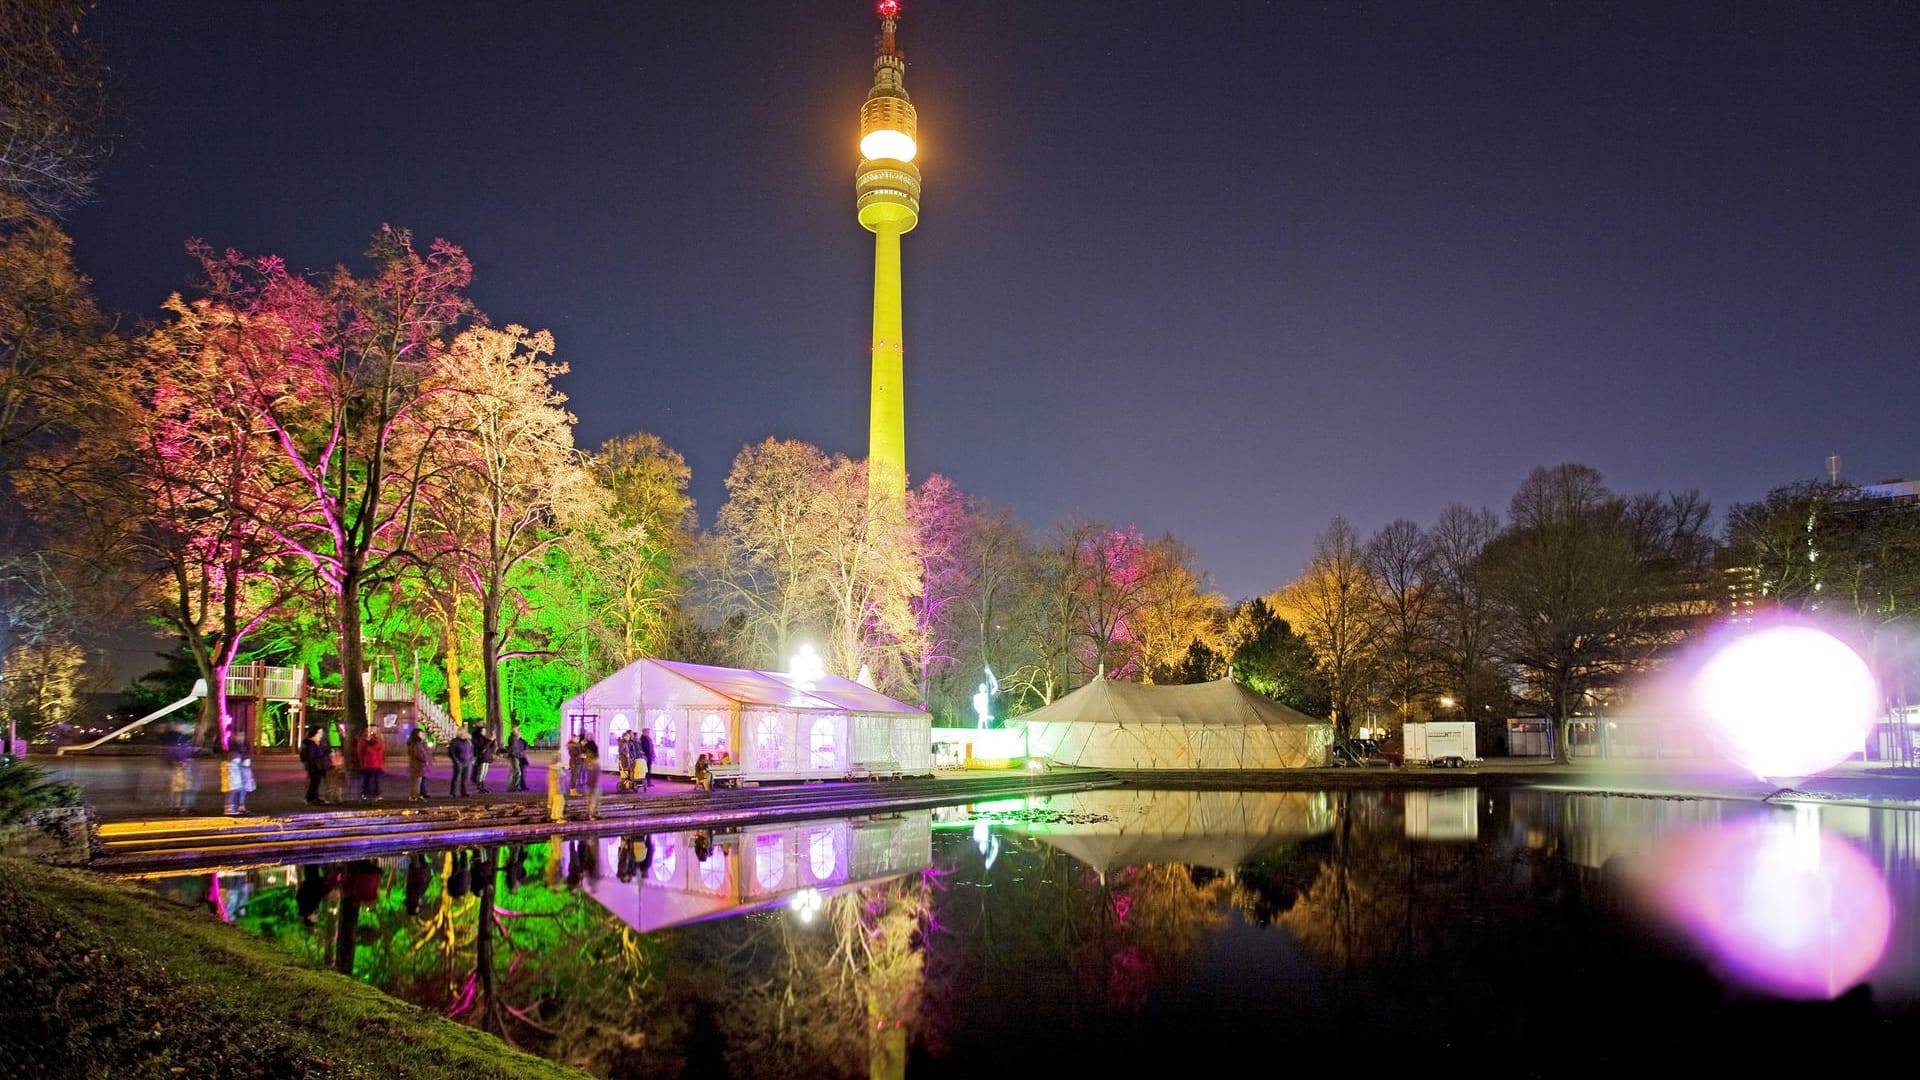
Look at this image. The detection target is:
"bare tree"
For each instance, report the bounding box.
[1273,517,1380,735]
[1427,504,1504,733]
[1364,519,1437,727]
[1483,465,1713,762]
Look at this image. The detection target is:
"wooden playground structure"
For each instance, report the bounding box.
[59,654,464,755]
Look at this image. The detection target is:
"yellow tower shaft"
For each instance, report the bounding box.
[868,226,906,511]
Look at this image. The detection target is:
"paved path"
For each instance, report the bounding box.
[39,750,691,822]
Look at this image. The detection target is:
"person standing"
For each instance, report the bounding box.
[358,729,386,801]
[581,735,603,821]
[545,745,568,823]
[637,726,654,793]
[447,727,473,797]
[299,728,332,805]
[472,726,495,795]
[616,731,636,793]
[221,750,246,815]
[506,724,529,792]
[566,733,585,796]
[406,727,432,801]
[168,736,196,814]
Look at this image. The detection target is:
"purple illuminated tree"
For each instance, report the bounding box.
[907,473,969,703]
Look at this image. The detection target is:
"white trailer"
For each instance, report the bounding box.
[1403,721,1479,767]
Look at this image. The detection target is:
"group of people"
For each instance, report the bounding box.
[615,727,654,792]
[300,721,533,806]
[440,723,533,797]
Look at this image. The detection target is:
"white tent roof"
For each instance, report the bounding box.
[1018,677,1333,770]
[1021,677,1324,728]
[562,658,922,717]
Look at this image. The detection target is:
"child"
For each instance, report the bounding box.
[221,752,246,815]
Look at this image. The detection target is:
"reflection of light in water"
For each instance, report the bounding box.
[789,887,823,922]
[1691,624,1878,780]
[1641,809,1892,999]
[972,818,1000,871]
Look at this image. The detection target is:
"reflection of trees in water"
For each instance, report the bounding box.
[1080,863,1237,1009]
[683,875,934,1080]
[1270,790,1647,1041]
[925,832,1249,1025]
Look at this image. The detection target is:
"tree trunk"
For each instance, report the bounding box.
[340,567,369,738]
[444,628,465,725]
[481,591,502,742]
[1553,681,1572,765]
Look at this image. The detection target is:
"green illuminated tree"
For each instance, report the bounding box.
[414,324,595,739]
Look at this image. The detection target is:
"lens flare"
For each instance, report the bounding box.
[1640,814,1892,1000]
[1691,624,1878,780]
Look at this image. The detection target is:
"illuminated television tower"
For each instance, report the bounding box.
[856,0,920,514]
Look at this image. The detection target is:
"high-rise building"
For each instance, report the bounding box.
[855,0,920,514]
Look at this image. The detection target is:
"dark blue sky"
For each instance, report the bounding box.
[71,1,1920,599]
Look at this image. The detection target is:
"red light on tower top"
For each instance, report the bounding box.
[877,0,900,18]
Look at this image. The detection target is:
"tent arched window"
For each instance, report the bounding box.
[810,716,837,770]
[756,715,782,769]
[652,712,678,769]
[754,834,785,891]
[609,713,631,738]
[651,841,677,884]
[700,713,728,762]
[808,828,838,882]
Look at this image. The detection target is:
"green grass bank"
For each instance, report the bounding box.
[0,860,587,1080]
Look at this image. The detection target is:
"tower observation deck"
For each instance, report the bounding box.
[857,0,920,515]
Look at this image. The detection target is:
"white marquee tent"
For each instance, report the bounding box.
[559,659,932,781]
[1020,677,1333,770]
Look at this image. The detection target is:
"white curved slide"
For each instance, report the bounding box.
[55,679,208,755]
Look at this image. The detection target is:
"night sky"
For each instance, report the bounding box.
[70,1,1920,600]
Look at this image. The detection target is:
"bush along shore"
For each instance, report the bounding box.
[0,860,588,1080]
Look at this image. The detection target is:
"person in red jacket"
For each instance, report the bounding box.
[357,730,387,802]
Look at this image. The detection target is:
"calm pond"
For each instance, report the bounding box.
[132,788,1920,1076]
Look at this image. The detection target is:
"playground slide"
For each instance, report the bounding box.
[55,679,209,755]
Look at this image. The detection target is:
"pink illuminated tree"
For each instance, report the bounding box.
[186,228,476,736]
[116,293,310,746]
[907,473,969,703]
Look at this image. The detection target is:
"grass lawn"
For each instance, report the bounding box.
[0,859,588,1080]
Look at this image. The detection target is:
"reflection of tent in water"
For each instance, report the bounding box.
[582,812,933,933]
[1019,677,1334,769]
[1001,789,1336,875]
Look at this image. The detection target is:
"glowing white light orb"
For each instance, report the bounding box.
[1692,625,1878,780]
[788,643,825,684]
[1642,815,1891,999]
[861,129,918,163]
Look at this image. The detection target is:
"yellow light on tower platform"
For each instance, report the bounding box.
[861,128,917,163]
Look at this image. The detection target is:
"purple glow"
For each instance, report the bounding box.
[1641,815,1892,1000]
[1690,623,1879,780]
